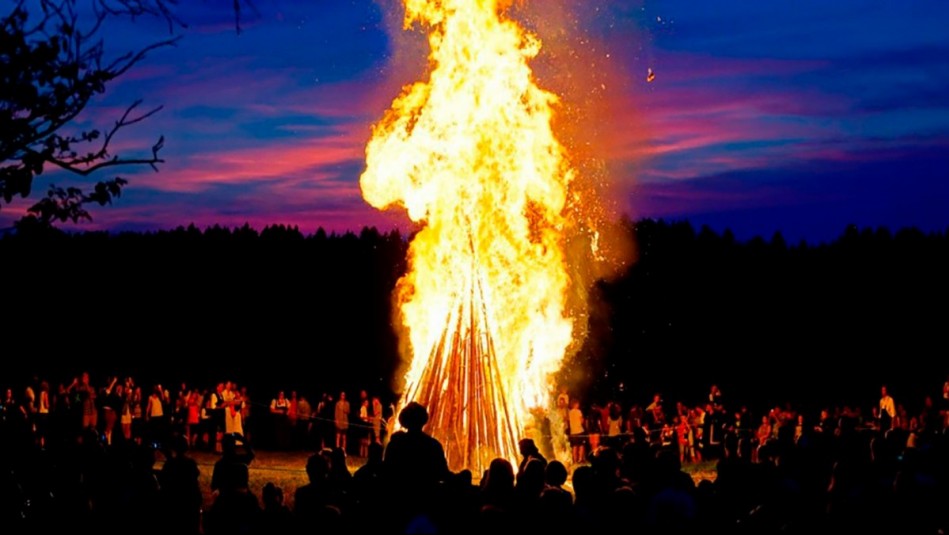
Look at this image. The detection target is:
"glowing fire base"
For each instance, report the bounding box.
[400,265,520,476]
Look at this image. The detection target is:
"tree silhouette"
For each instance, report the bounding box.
[0,0,186,226]
[3,220,946,406]
[0,1,256,229]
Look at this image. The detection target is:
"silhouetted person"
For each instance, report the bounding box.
[352,442,385,531]
[543,459,571,490]
[538,460,573,531]
[437,469,481,532]
[353,441,384,491]
[382,402,449,528]
[260,482,293,534]
[158,435,202,534]
[517,437,547,477]
[514,457,546,515]
[481,458,516,511]
[572,465,603,531]
[122,443,162,535]
[295,452,342,533]
[326,446,353,493]
[203,461,260,535]
[383,402,449,486]
[210,433,255,495]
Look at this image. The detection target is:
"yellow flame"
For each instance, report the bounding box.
[361,0,581,471]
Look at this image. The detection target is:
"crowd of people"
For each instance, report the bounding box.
[558,383,949,468]
[0,373,399,456]
[1,372,948,533]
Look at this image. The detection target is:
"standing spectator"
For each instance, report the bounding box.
[794,414,805,443]
[297,395,313,449]
[709,384,724,410]
[335,391,350,452]
[385,402,397,447]
[22,385,36,422]
[318,393,335,449]
[131,385,144,442]
[627,404,643,432]
[646,394,664,427]
[36,380,50,447]
[197,389,212,449]
[209,383,226,452]
[116,384,132,441]
[175,382,189,435]
[68,372,97,430]
[359,397,371,457]
[240,386,252,442]
[755,415,772,463]
[287,391,299,448]
[16,384,31,427]
[186,389,201,447]
[271,390,290,450]
[371,396,383,444]
[879,385,896,432]
[675,416,692,464]
[688,408,703,462]
[556,387,569,413]
[100,377,121,437]
[606,402,624,449]
[146,385,166,446]
[706,404,725,459]
[225,383,244,438]
[587,403,602,452]
[568,399,585,464]
[1,388,16,420]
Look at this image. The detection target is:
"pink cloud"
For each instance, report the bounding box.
[137,127,368,193]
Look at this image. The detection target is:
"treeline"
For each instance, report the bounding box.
[582,220,949,410]
[2,223,408,398]
[3,220,948,409]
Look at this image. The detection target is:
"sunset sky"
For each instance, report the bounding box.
[4,0,948,242]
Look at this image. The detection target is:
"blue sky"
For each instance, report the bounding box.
[4,0,948,242]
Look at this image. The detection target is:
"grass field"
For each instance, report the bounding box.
[165,450,717,511]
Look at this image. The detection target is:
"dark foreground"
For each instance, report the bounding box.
[1,423,947,535]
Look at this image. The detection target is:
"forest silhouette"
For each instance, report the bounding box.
[4,219,947,410]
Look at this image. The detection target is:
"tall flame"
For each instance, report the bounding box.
[361,0,582,473]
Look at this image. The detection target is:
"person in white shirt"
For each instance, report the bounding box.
[271,390,291,450]
[879,385,896,431]
[224,382,243,437]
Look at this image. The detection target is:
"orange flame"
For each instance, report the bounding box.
[361,0,600,472]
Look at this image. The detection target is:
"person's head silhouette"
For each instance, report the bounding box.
[398,402,429,432]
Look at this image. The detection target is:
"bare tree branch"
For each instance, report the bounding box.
[37,151,164,176]
[2,0,246,226]
[105,35,180,77]
[0,0,183,224]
